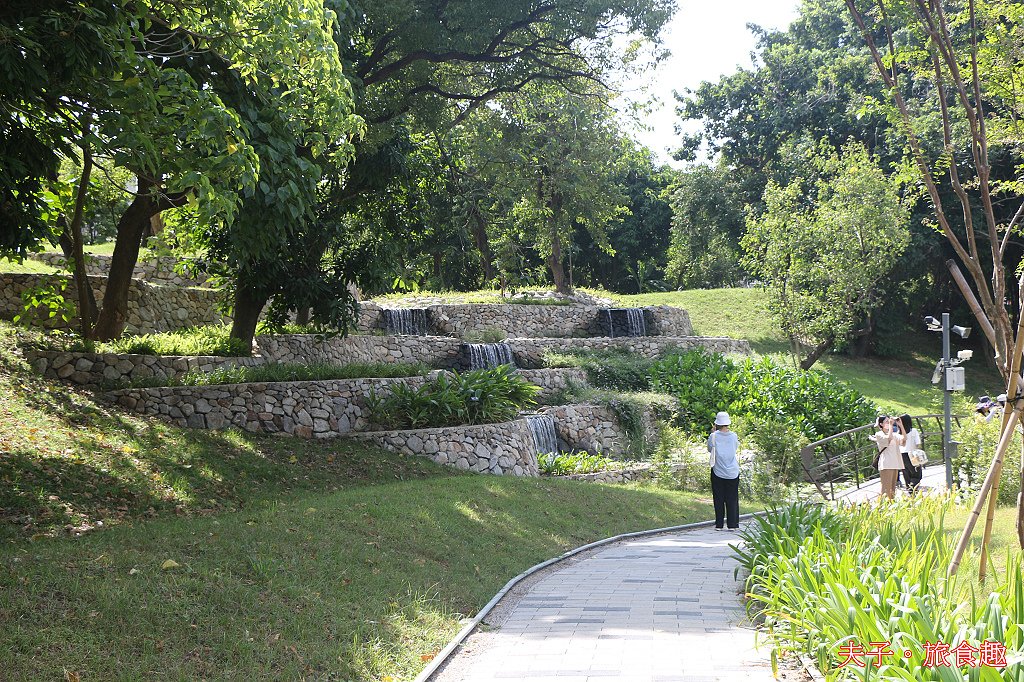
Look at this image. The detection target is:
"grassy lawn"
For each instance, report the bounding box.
[1,256,59,275]
[0,477,733,681]
[0,317,744,680]
[943,503,1021,587]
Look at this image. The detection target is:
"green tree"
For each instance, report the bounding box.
[665,163,746,289]
[741,141,912,369]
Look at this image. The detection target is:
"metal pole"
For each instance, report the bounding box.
[943,312,953,489]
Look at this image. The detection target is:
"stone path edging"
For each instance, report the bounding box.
[414,511,764,682]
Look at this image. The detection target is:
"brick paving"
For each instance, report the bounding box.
[440,524,776,682]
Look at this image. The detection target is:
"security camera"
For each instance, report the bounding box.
[952,325,971,339]
[924,315,938,326]
[931,360,943,384]
[957,349,974,361]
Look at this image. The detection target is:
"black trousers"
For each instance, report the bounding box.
[711,471,740,529]
[901,452,923,490]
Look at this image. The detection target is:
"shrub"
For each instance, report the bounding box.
[650,348,876,439]
[743,418,808,502]
[538,452,615,475]
[367,365,539,429]
[734,497,1024,678]
[650,426,712,493]
[952,402,1021,504]
[543,348,653,391]
[463,328,508,343]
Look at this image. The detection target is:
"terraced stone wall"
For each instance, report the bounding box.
[23,349,262,387]
[540,402,663,457]
[350,419,540,476]
[256,334,463,368]
[0,273,228,333]
[511,336,751,369]
[30,252,213,287]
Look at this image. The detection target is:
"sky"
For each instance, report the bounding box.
[620,0,802,166]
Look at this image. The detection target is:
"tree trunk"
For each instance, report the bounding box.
[92,178,160,340]
[800,338,833,370]
[547,229,570,294]
[59,228,98,328]
[295,307,310,326]
[230,283,268,352]
[469,208,495,284]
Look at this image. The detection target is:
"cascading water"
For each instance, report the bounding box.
[526,414,559,455]
[382,308,429,335]
[464,342,515,370]
[601,308,648,337]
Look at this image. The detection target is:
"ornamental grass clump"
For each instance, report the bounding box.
[735,498,1024,680]
[367,365,539,429]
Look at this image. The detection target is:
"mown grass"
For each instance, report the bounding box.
[0,477,737,681]
[0,256,60,275]
[0,321,441,539]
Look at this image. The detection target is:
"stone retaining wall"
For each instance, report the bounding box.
[349,419,540,476]
[512,336,751,369]
[103,368,582,434]
[107,376,436,437]
[256,333,463,368]
[23,349,263,387]
[356,303,694,338]
[540,402,662,457]
[30,252,213,287]
[256,334,748,371]
[518,368,586,401]
[0,273,228,334]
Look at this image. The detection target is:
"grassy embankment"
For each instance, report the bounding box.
[0,320,737,680]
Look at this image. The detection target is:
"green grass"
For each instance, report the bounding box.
[0,318,750,680]
[0,478,741,682]
[42,325,251,357]
[0,322,442,539]
[0,256,60,275]
[134,361,432,389]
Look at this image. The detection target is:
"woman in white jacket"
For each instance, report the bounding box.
[873,415,904,500]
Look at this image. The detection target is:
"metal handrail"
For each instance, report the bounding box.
[799,414,966,500]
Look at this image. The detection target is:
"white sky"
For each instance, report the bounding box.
[619,0,802,166]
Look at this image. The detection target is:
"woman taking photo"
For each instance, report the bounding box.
[872,415,904,500]
[707,411,740,530]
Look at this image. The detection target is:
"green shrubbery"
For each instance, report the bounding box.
[543,347,654,391]
[538,452,615,475]
[49,325,251,357]
[736,499,1024,679]
[367,365,539,429]
[953,403,1022,505]
[650,348,876,438]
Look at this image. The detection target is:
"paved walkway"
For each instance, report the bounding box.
[835,464,947,503]
[437,524,775,682]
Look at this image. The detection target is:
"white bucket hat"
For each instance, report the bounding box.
[714,411,731,426]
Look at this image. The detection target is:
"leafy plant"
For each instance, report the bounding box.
[651,348,876,439]
[15,275,77,328]
[463,328,508,343]
[366,365,539,429]
[538,451,615,476]
[543,347,654,391]
[735,497,1024,680]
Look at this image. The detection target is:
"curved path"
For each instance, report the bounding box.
[433,523,776,682]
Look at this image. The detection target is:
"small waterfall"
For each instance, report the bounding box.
[465,342,515,370]
[626,308,647,337]
[600,308,649,337]
[382,308,429,335]
[526,414,559,455]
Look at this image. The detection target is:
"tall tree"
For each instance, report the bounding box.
[742,141,912,369]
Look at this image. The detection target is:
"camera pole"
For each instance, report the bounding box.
[942,313,953,490]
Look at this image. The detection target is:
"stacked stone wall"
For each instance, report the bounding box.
[24,349,263,387]
[256,334,463,368]
[539,402,663,457]
[511,336,751,369]
[30,252,213,287]
[558,462,688,484]
[0,273,228,334]
[349,419,540,476]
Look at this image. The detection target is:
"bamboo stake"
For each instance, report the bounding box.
[949,404,1022,577]
[947,260,1000,364]
[978,280,1024,580]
